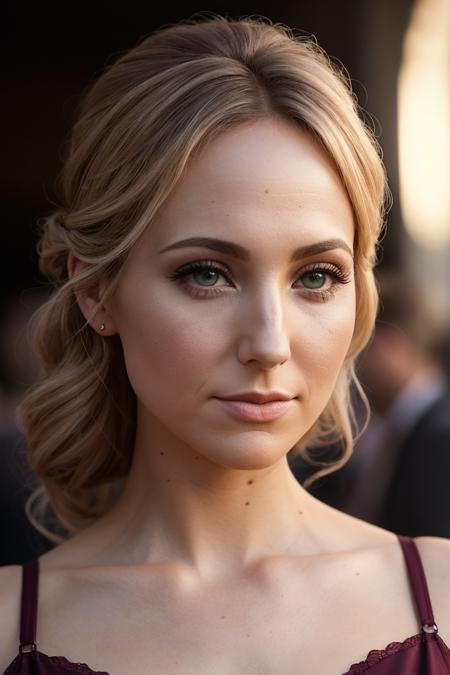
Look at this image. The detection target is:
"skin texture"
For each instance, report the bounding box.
[69,117,359,580]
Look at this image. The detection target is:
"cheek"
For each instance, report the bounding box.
[295,291,356,402]
[114,289,220,407]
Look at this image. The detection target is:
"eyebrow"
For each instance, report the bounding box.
[158,236,353,261]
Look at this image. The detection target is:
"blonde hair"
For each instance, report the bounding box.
[19,14,389,542]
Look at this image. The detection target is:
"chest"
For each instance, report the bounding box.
[35,558,420,675]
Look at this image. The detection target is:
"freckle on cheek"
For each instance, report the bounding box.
[245,501,250,506]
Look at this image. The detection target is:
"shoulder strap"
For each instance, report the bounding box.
[19,559,39,651]
[397,534,438,633]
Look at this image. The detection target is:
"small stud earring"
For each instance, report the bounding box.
[99,322,106,332]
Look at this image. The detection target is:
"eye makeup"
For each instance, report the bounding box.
[167,258,352,302]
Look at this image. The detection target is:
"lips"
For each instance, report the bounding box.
[214,397,295,422]
[219,391,294,405]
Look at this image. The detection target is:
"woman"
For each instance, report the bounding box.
[1,14,449,675]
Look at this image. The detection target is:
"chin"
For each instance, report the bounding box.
[205,444,290,472]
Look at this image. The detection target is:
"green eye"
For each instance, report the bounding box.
[192,269,221,286]
[302,271,326,289]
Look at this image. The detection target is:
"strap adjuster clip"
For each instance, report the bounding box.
[19,642,37,653]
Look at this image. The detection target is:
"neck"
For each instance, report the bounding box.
[86,411,329,581]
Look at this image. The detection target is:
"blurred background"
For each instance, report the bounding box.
[2,0,449,564]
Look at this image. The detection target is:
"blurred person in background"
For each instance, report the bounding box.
[347,271,450,537]
[0,289,53,565]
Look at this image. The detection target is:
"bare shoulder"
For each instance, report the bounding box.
[0,564,23,669]
[414,536,450,642]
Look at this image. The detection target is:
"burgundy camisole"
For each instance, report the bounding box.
[3,534,450,674]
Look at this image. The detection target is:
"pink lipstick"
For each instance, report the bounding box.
[214,398,295,422]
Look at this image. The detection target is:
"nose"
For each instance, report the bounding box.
[237,284,291,369]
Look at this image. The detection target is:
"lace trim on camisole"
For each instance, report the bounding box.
[345,633,423,673]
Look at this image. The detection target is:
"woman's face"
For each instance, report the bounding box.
[107,117,356,470]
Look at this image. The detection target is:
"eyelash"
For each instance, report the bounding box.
[168,259,352,302]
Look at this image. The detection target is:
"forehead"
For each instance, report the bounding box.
[147,117,355,252]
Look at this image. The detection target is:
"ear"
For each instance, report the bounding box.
[67,253,118,336]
